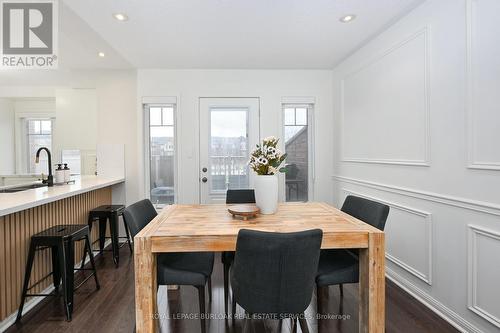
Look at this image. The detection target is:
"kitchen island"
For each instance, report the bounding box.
[0,175,124,329]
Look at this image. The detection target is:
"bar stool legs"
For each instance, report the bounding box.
[17,240,70,322]
[98,217,107,254]
[84,235,100,289]
[16,226,99,323]
[80,216,107,269]
[64,238,75,319]
[109,212,120,265]
[51,244,61,290]
[82,207,133,268]
[16,242,36,323]
[57,242,69,321]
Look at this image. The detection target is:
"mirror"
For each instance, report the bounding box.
[0,88,97,187]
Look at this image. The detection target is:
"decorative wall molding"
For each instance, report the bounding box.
[342,188,433,285]
[467,161,500,171]
[465,0,500,171]
[340,157,430,167]
[386,267,483,333]
[467,225,500,328]
[340,27,431,167]
[333,175,500,216]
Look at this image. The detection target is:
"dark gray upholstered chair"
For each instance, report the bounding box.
[231,229,323,333]
[123,199,214,333]
[316,195,389,316]
[223,189,255,316]
[226,189,256,204]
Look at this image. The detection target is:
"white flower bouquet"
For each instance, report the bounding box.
[249,136,288,175]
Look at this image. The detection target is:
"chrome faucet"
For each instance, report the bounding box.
[35,147,53,186]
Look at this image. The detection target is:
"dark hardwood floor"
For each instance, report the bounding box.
[8,248,459,333]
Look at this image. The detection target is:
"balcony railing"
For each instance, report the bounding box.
[210,155,249,191]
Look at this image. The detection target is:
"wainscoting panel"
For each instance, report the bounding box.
[342,188,432,285]
[0,187,111,321]
[332,0,500,331]
[333,176,500,332]
[341,28,430,166]
[468,225,500,328]
[466,0,500,170]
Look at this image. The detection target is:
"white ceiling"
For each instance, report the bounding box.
[62,0,424,69]
[58,3,132,69]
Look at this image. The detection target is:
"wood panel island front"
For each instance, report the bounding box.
[0,176,124,330]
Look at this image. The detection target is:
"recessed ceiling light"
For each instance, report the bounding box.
[340,14,356,23]
[113,13,128,21]
[98,52,105,58]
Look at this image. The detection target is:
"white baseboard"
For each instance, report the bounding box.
[386,267,483,333]
[0,240,112,333]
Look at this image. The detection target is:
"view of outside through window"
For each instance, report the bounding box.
[149,106,175,205]
[27,119,52,174]
[284,106,310,202]
[210,109,249,192]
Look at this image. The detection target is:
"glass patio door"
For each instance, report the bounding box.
[199,98,259,204]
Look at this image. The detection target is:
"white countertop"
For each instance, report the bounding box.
[0,175,125,217]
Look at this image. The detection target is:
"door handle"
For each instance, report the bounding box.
[201,177,208,183]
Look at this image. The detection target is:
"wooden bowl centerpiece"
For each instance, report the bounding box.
[228,204,260,221]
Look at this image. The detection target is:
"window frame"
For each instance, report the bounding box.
[23,117,55,174]
[281,103,315,202]
[143,103,178,208]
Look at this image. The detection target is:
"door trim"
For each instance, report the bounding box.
[198,97,261,204]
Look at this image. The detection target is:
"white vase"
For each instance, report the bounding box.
[254,175,278,214]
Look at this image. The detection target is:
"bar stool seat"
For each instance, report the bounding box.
[83,204,132,267]
[16,224,99,322]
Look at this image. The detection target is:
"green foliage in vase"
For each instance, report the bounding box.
[249,136,288,175]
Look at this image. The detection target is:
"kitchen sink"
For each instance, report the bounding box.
[0,183,48,193]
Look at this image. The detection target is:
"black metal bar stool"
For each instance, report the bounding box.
[82,205,132,267]
[16,224,99,322]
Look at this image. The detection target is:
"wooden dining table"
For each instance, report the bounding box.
[134,202,385,333]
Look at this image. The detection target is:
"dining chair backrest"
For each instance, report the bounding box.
[231,229,323,316]
[122,199,158,237]
[226,189,256,204]
[341,195,390,231]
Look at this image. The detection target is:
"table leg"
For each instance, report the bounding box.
[358,232,385,333]
[134,236,158,333]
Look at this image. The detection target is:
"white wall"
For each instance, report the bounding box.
[0,99,15,174]
[94,70,139,205]
[332,0,500,332]
[137,69,333,204]
[0,70,139,205]
[53,88,97,175]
